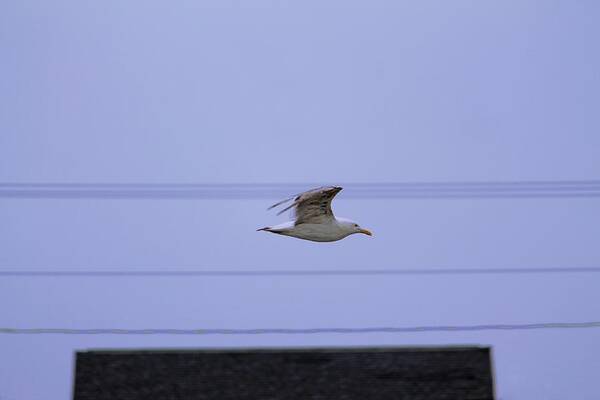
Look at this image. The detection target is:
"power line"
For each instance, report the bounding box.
[2,267,600,278]
[1,180,600,199]
[4,180,600,187]
[1,321,599,335]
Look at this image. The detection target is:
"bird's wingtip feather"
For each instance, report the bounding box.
[267,196,294,211]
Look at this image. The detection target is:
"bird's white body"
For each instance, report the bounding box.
[265,218,357,242]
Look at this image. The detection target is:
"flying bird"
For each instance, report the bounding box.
[257,186,372,242]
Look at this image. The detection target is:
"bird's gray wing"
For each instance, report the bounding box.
[270,186,343,225]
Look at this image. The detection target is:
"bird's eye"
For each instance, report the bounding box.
[354,224,358,227]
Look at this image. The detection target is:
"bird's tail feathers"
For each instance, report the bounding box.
[257,226,286,235]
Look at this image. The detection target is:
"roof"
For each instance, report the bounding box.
[73,346,495,399]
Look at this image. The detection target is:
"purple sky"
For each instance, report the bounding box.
[1,1,600,399]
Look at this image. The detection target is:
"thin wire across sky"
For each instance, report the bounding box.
[2,267,600,277]
[1,180,600,199]
[1,321,599,335]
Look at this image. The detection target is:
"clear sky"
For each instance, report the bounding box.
[1,1,600,399]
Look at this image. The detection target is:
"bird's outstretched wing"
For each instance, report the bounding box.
[268,186,343,225]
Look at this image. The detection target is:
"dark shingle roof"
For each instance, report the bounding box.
[73,346,494,400]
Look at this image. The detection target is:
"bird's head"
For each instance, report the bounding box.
[339,218,373,237]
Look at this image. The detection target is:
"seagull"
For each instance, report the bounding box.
[257,186,372,242]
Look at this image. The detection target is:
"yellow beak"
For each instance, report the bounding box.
[359,228,373,236]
